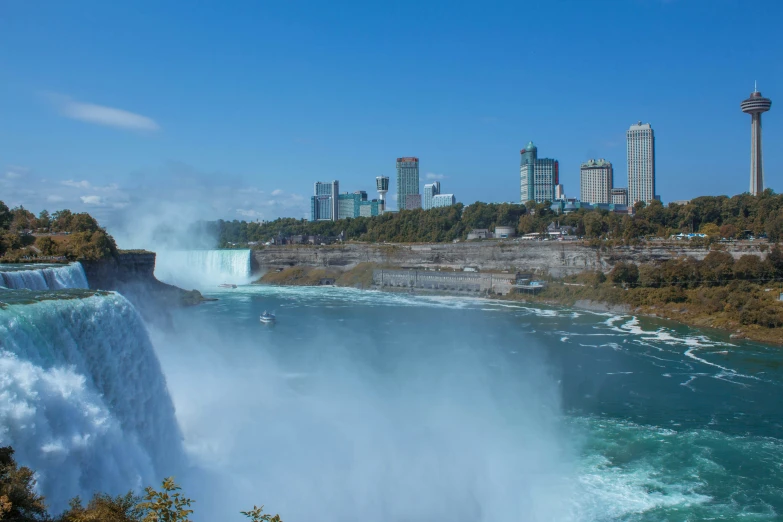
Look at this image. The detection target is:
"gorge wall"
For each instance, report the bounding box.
[252,241,768,278]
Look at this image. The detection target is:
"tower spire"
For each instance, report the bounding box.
[755,80,758,93]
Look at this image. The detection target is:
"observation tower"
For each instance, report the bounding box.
[741,83,772,195]
[376,176,389,212]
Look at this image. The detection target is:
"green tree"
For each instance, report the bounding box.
[610,262,640,285]
[241,505,283,522]
[138,478,193,522]
[0,201,12,230]
[36,236,59,256]
[0,446,49,522]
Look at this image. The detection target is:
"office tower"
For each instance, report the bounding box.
[626,122,655,205]
[555,184,565,201]
[610,188,628,206]
[520,141,558,204]
[396,157,419,210]
[431,193,456,208]
[359,199,381,217]
[580,159,613,204]
[310,180,339,221]
[376,176,389,212]
[405,194,422,210]
[741,84,772,195]
[424,181,441,210]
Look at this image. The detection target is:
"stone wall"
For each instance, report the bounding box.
[372,269,518,295]
[253,241,767,278]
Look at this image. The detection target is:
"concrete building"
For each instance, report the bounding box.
[555,184,566,200]
[373,269,520,295]
[741,85,772,195]
[431,193,456,208]
[405,194,422,210]
[396,157,419,210]
[376,176,389,213]
[495,226,516,238]
[520,141,559,204]
[610,187,628,206]
[627,122,655,205]
[580,159,613,204]
[311,180,339,221]
[424,181,441,210]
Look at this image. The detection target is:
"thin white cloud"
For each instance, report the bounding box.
[62,179,92,189]
[271,189,284,196]
[236,209,263,218]
[426,173,447,181]
[46,93,160,132]
[5,171,22,179]
[80,195,104,205]
[47,195,65,203]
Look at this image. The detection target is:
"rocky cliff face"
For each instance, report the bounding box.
[80,252,197,326]
[253,241,767,277]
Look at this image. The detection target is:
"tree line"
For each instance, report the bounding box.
[212,191,783,246]
[0,446,281,522]
[0,201,117,262]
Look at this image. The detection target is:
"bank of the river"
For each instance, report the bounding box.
[256,263,783,346]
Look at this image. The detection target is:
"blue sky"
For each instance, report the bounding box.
[1,0,782,230]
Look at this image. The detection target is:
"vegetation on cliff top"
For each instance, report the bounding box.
[212,191,783,245]
[0,445,282,522]
[0,201,118,262]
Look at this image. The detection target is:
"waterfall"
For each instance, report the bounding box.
[0,263,89,290]
[154,249,253,289]
[0,292,183,510]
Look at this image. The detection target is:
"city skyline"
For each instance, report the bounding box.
[0,1,781,230]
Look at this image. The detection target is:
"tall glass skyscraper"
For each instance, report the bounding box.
[310,180,339,221]
[396,157,419,210]
[626,122,655,205]
[520,141,558,204]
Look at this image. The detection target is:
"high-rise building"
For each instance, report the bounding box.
[396,157,419,210]
[626,122,655,205]
[405,194,422,210]
[555,184,566,201]
[610,187,628,206]
[741,85,772,196]
[359,199,381,217]
[431,194,456,208]
[376,176,389,213]
[423,181,441,210]
[311,180,339,221]
[520,141,558,204]
[580,159,613,204]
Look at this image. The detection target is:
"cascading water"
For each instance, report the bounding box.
[0,263,89,290]
[154,249,253,289]
[0,292,183,511]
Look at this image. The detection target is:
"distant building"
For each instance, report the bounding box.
[337,192,363,219]
[670,199,691,206]
[610,187,628,206]
[555,184,566,201]
[431,193,456,208]
[376,176,389,213]
[580,159,613,204]
[405,194,422,210]
[311,180,339,221]
[627,122,656,205]
[423,181,441,210]
[396,157,420,210]
[495,226,516,238]
[467,229,492,240]
[520,141,558,204]
[359,199,381,217]
[741,86,772,195]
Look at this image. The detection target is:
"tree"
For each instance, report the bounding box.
[699,223,720,237]
[36,210,51,230]
[241,505,283,522]
[719,224,738,239]
[138,477,193,522]
[0,446,49,522]
[0,201,12,230]
[610,262,639,285]
[36,236,58,256]
[58,492,145,522]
